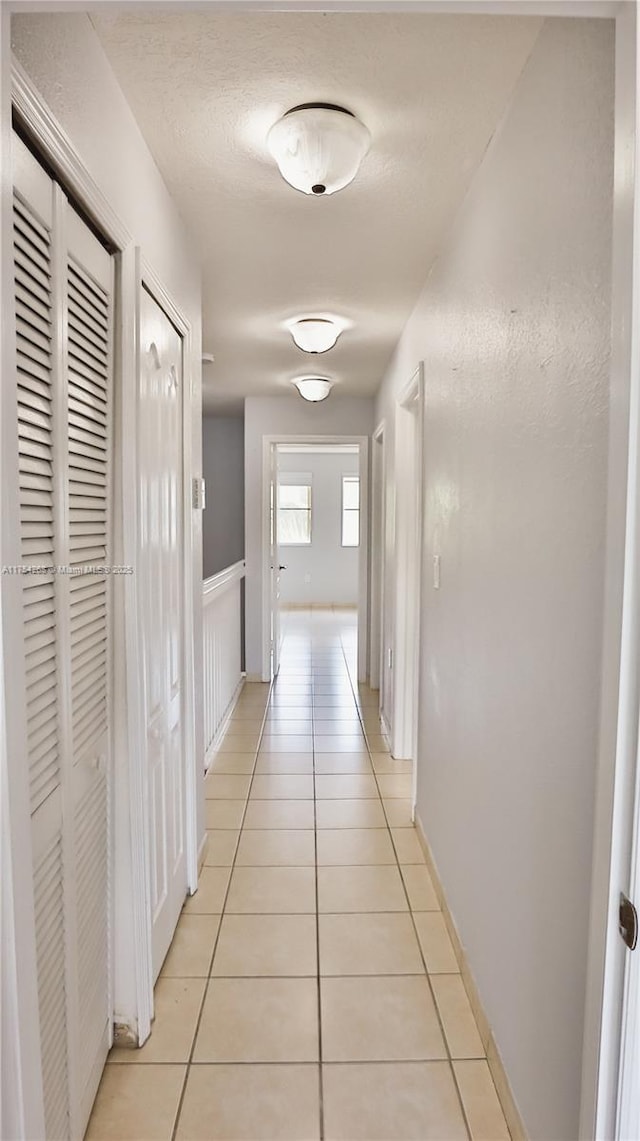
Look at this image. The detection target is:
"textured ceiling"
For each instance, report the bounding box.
[90,11,542,411]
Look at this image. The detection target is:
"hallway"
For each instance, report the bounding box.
[87,609,509,1140]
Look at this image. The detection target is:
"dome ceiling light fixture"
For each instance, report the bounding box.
[290,317,341,354]
[293,376,333,402]
[267,103,371,196]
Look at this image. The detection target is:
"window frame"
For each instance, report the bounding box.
[341,473,360,548]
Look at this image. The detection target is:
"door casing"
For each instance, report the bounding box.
[261,435,369,684]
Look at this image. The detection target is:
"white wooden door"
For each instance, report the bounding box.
[270,442,282,678]
[393,366,424,806]
[139,285,186,980]
[12,130,113,1138]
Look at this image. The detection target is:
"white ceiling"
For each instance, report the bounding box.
[90,10,542,412]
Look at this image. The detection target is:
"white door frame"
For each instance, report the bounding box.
[369,421,386,693]
[4,60,200,1065]
[392,366,424,803]
[581,6,640,1138]
[261,434,369,684]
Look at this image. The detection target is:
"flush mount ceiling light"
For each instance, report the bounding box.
[293,376,333,402]
[290,317,341,354]
[267,103,370,196]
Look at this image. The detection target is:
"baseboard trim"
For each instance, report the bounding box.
[414,811,528,1141]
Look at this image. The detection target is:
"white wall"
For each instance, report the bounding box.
[10,14,204,1034]
[244,396,374,678]
[203,415,245,579]
[278,452,359,606]
[375,18,614,1141]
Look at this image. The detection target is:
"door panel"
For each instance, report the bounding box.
[270,443,281,678]
[139,286,186,979]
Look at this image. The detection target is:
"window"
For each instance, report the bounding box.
[278,481,312,545]
[342,475,360,547]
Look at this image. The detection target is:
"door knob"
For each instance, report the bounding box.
[279,565,287,571]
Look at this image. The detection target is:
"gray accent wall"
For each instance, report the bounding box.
[203,415,245,579]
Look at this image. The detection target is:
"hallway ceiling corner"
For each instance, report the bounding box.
[89,9,543,413]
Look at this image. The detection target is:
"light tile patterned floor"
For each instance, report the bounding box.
[87,608,510,1140]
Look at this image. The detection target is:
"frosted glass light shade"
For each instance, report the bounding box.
[291,318,340,353]
[293,377,333,402]
[267,105,370,196]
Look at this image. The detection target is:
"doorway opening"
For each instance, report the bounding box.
[262,436,369,685]
[392,365,425,813]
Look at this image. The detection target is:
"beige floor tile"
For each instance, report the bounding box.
[261,721,313,734]
[160,915,220,977]
[226,866,316,913]
[212,914,317,977]
[315,798,387,829]
[236,828,315,867]
[316,828,396,866]
[314,737,368,754]
[86,1064,186,1140]
[314,754,373,775]
[258,738,315,752]
[315,774,379,799]
[391,827,426,864]
[204,830,238,866]
[183,867,231,914]
[194,977,319,1062]
[414,913,459,972]
[255,734,312,753]
[383,797,414,827]
[365,734,391,753]
[453,1060,510,1139]
[266,706,313,718]
[250,774,314,800]
[371,754,413,775]
[377,773,413,798]
[322,975,446,1061]
[402,864,440,911]
[110,978,205,1063]
[204,773,252,800]
[254,754,314,775]
[431,975,485,1059]
[322,1061,468,1140]
[207,752,256,775]
[243,798,315,830]
[313,719,363,733]
[215,738,261,755]
[269,699,313,709]
[231,708,268,721]
[318,865,408,913]
[222,726,262,741]
[176,1064,320,1140]
[313,696,358,708]
[319,913,424,976]
[205,799,246,830]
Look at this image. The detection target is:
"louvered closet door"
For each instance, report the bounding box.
[66,206,113,1129]
[12,130,113,1140]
